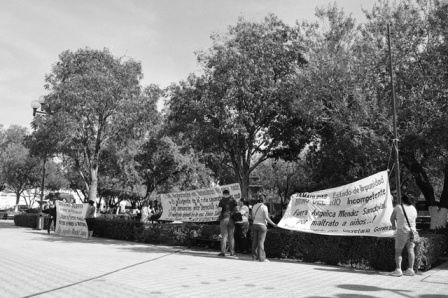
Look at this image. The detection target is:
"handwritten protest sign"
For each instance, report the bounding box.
[55,201,89,238]
[278,171,394,237]
[158,183,241,222]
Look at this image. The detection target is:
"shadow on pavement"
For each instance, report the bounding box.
[24,229,181,254]
[337,284,413,297]
[307,294,377,298]
[314,266,379,276]
[0,220,21,229]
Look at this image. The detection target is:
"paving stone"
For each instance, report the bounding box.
[1,220,447,298]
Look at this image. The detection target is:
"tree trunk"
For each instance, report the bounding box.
[240,171,250,201]
[14,193,20,212]
[435,164,448,229]
[402,154,439,228]
[88,164,98,203]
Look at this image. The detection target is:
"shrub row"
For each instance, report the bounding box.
[264,229,447,271]
[14,213,50,229]
[93,216,198,246]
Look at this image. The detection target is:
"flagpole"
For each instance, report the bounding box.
[387,23,401,205]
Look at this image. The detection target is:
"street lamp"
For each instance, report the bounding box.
[30,96,47,229]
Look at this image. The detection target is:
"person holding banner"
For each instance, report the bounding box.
[84,200,96,240]
[389,194,417,277]
[42,200,57,234]
[217,189,238,257]
[252,194,277,262]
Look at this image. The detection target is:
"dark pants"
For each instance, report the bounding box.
[235,221,249,253]
[86,218,95,232]
[48,216,56,232]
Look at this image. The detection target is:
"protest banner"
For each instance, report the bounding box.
[278,171,394,237]
[158,183,241,222]
[55,201,89,238]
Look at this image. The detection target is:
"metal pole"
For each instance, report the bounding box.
[387,24,402,205]
[39,158,46,214]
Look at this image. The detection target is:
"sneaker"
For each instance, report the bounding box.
[389,269,403,277]
[261,259,270,262]
[217,253,225,257]
[404,268,415,276]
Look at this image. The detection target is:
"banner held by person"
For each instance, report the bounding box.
[55,201,89,238]
[278,171,394,237]
[158,183,241,222]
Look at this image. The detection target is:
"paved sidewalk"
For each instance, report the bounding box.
[1,220,447,298]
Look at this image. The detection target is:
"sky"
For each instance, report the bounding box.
[0,0,375,129]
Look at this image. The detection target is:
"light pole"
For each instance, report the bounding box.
[30,96,47,224]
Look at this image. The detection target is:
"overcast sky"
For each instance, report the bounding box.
[0,0,375,129]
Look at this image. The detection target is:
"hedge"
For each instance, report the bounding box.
[14,213,50,229]
[264,229,447,272]
[14,214,447,272]
[94,216,198,246]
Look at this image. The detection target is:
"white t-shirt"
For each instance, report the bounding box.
[252,203,269,226]
[394,204,417,231]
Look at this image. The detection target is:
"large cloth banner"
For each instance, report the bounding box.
[158,183,241,222]
[278,171,394,237]
[55,201,89,238]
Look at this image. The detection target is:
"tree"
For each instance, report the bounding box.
[253,158,314,206]
[294,4,394,190]
[2,144,41,211]
[0,125,30,191]
[361,0,448,229]
[167,15,314,199]
[33,48,159,202]
[135,131,212,197]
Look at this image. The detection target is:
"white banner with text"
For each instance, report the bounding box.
[278,171,394,237]
[158,183,241,222]
[55,201,89,238]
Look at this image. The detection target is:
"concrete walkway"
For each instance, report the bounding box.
[1,220,447,298]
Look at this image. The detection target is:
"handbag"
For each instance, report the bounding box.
[401,204,420,244]
[231,212,243,222]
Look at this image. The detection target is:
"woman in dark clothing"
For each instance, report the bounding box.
[43,200,57,234]
[234,198,250,253]
[84,200,96,239]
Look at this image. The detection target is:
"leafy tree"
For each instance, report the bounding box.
[167,15,314,199]
[32,48,159,202]
[1,144,41,211]
[253,158,314,205]
[361,0,448,228]
[295,4,393,190]
[135,132,212,197]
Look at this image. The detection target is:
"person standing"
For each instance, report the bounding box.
[140,202,150,224]
[390,194,418,276]
[234,198,250,254]
[43,200,57,234]
[217,189,237,257]
[252,194,277,262]
[84,200,96,240]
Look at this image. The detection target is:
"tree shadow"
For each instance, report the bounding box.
[307,295,377,298]
[0,220,21,229]
[337,284,413,297]
[313,267,379,276]
[30,232,182,254]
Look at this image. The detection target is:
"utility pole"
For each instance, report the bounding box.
[387,24,401,205]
